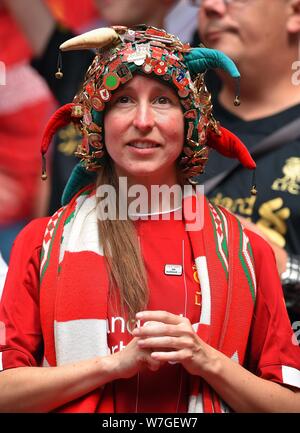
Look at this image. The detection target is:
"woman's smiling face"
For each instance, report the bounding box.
[104,74,185,185]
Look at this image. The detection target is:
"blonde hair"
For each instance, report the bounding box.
[96,163,148,320]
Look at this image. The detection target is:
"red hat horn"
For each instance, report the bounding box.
[41,103,75,179]
[207,126,256,170]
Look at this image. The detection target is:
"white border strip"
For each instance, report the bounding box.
[188,393,204,413]
[195,256,211,325]
[282,365,300,388]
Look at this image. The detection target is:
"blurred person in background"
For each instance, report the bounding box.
[194,0,300,323]
[0,1,55,262]
[93,0,198,43]
[5,0,197,215]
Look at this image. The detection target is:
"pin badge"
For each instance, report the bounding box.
[184,109,197,120]
[124,29,136,42]
[91,96,104,111]
[164,264,183,276]
[142,58,153,74]
[178,88,190,98]
[187,122,194,139]
[116,64,133,83]
[154,61,168,75]
[103,73,120,91]
[127,52,147,65]
[98,87,111,102]
[88,133,103,149]
[83,111,92,125]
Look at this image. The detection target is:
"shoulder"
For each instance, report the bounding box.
[2,217,51,303]
[13,217,50,250]
[8,217,50,267]
[244,228,275,261]
[244,229,284,309]
[213,204,278,276]
[213,203,274,256]
[243,227,279,280]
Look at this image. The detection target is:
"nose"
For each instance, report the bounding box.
[132,101,155,133]
[200,0,227,16]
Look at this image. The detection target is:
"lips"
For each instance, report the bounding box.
[205,26,238,43]
[127,141,160,149]
[206,30,224,41]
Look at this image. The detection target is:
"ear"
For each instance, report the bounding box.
[287,0,300,33]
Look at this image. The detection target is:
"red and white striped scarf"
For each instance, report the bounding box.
[40,186,256,412]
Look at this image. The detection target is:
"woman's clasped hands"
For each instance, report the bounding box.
[113,310,216,380]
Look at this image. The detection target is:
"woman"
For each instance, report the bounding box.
[0,25,299,413]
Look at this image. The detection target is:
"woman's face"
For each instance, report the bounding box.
[104,75,184,186]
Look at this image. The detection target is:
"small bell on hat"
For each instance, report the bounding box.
[250,185,257,196]
[55,69,63,79]
[41,154,48,180]
[250,171,257,196]
[234,77,241,106]
[55,51,64,79]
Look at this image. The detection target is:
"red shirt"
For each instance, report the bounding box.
[1,216,300,412]
[107,214,201,412]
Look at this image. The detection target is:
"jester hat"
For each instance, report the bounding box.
[41,25,255,204]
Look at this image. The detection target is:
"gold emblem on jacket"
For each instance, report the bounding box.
[272,157,300,195]
[192,264,201,306]
[257,198,290,248]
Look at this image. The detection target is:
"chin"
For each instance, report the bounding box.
[125,166,171,183]
[127,168,159,179]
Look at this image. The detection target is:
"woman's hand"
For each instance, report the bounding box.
[131,311,215,376]
[111,336,163,380]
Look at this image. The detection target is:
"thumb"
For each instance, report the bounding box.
[147,358,161,371]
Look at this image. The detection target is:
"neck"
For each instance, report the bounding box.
[218,48,300,120]
[117,171,183,215]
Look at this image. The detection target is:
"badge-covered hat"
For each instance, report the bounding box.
[41,25,255,203]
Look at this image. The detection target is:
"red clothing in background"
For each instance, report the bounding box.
[0,4,55,225]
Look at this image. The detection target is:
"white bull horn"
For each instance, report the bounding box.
[59,27,120,51]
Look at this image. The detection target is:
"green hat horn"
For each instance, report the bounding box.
[185,48,240,106]
[184,47,240,78]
